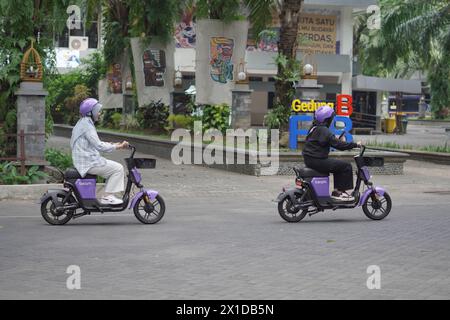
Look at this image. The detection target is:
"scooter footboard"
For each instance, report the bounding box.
[129,190,159,209]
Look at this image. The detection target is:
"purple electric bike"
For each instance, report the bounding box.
[276,145,392,222]
[40,145,165,225]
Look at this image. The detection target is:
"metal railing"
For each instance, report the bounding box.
[350,112,378,130]
[0,129,45,175]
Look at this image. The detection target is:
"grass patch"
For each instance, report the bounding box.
[366,140,450,153]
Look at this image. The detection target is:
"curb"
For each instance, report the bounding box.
[0,183,106,201]
[0,184,62,201]
[367,146,450,165]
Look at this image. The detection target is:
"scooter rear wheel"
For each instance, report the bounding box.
[41,194,76,225]
[278,197,308,222]
[362,192,392,220]
[133,194,165,224]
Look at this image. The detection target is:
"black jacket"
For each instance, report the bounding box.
[302,124,357,159]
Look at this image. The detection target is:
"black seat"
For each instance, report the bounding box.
[64,168,97,180]
[295,167,329,178]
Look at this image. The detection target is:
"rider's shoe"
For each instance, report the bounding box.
[331,191,354,202]
[100,195,123,205]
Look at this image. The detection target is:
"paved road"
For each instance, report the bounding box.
[0,136,449,299]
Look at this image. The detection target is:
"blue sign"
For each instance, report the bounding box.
[289,115,353,150]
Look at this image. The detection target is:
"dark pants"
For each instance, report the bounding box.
[303,155,354,191]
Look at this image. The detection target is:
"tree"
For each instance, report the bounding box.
[0,0,74,147]
[196,0,243,22]
[356,0,450,119]
[101,0,183,66]
[245,0,304,129]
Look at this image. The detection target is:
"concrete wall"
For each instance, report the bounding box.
[98,51,131,110]
[131,37,175,107]
[195,19,249,106]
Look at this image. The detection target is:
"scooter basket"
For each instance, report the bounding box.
[355,156,384,167]
[125,158,156,169]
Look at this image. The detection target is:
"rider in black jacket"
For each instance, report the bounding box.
[302,106,361,201]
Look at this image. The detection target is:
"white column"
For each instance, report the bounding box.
[340,7,353,95]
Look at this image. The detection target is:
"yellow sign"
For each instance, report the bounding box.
[298,14,337,54]
[291,99,335,113]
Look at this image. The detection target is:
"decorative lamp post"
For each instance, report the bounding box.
[20,40,43,82]
[235,59,248,84]
[174,67,183,88]
[15,39,48,163]
[125,75,133,91]
[301,53,318,80]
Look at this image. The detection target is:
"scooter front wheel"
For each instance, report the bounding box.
[133,194,165,224]
[362,192,392,220]
[278,197,307,222]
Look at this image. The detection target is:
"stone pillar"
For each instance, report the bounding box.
[231,88,253,129]
[15,81,48,161]
[123,91,135,115]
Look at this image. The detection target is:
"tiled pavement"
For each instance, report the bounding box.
[0,136,449,299]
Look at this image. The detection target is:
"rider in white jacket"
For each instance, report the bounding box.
[71,98,128,205]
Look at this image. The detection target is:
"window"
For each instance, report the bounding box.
[268,92,275,109]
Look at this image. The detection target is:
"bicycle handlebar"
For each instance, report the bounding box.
[128,144,136,158]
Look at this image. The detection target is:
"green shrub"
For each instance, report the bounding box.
[121,114,140,131]
[167,114,194,130]
[111,112,123,129]
[202,103,230,133]
[100,109,117,128]
[4,109,16,133]
[264,104,290,130]
[0,162,48,185]
[0,128,6,157]
[264,109,281,129]
[136,100,169,132]
[45,148,73,171]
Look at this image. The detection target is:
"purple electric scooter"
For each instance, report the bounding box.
[276,143,392,222]
[40,145,165,225]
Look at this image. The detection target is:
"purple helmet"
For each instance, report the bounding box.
[315,106,335,124]
[80,98,99,117]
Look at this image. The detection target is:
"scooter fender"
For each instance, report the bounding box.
[129,190,159,209]
[39,189,70,206]
[359,187,386,206]
[276,188,304,203]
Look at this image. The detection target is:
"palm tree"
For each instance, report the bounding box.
[357,0,450,118]
[245,0,304,121]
